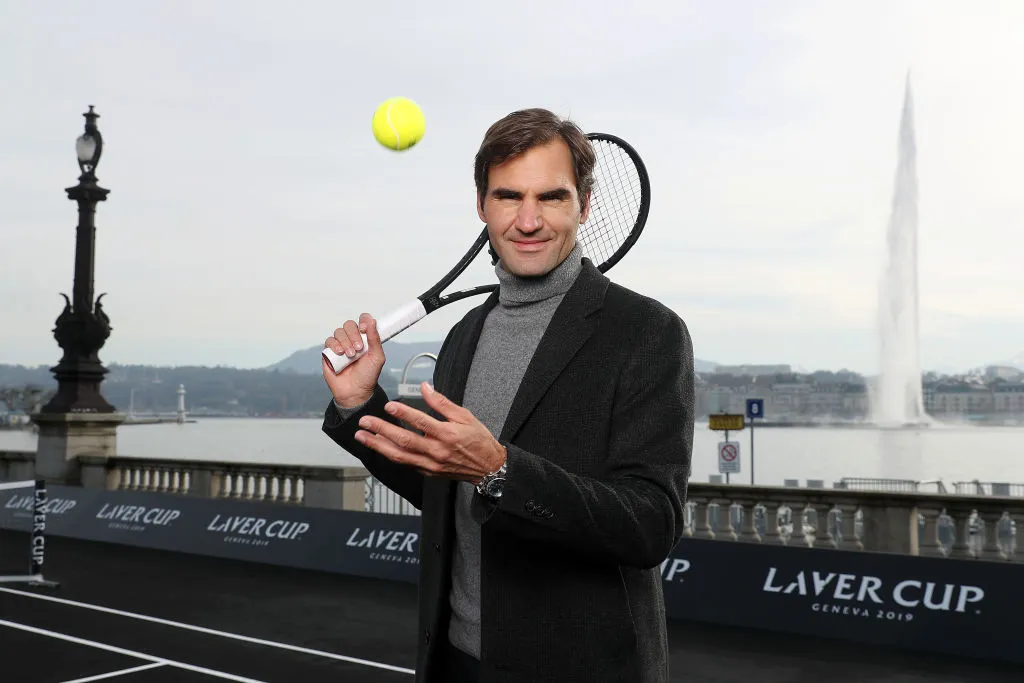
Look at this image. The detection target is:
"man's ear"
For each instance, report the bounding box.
[579,190,592,224]
[478,191,498,264]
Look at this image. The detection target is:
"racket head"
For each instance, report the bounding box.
[323,131,650,374]
[578,132,651,273]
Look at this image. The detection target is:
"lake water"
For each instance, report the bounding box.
[2,419,1023,489]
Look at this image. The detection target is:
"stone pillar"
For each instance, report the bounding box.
[302,466,370,511]
[860,503,918,555]
[31,412,126,485]
[0,450,36,482]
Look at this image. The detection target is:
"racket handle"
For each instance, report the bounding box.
[322,298,428,374]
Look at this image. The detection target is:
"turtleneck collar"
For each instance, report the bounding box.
[494,242,583,306]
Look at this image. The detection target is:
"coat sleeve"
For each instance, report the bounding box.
[471,310,695,570]
[321,383,425,510]
[320,321,463,511]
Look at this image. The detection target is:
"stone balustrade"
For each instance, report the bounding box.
[365,477,1022,562]
[0,450,34,482]
[1,449,1020,559]
[679,483,1020,562]
[76,455,370,512]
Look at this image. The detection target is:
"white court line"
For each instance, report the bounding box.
[0,619,266,683]
[0,586,416,675]
[60,662,166,683]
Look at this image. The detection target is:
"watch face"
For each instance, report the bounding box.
[485,478,505,497]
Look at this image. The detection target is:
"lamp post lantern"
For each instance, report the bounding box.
[39,105,116,414]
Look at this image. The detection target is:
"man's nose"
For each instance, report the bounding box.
[516,199,542,232]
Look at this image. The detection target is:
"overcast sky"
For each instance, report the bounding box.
[2,0,1022,374]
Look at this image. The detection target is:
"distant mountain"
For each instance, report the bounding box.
[993,353,1024,370]
[268,342,718,376]
[0,363,340,417]
[267,340,443,378]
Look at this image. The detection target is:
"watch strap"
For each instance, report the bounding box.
[475,461,507,497]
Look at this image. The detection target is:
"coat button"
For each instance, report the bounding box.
[424,630,431,644]
[526,500,536,512]
[433,542,440,552]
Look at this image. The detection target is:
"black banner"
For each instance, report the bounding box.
[1,485,1019,665]
[0,485,421,583]
[660,538,1020,665]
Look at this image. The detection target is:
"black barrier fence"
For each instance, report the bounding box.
[1,484,1018,666]
[0,484,421,584]
[660,538,1019,666]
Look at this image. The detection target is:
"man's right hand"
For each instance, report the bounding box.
[322,313,386,408]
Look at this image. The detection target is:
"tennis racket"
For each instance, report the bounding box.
[323,132,651,374]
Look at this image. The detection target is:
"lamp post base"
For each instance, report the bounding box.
[40,291,116,415]
[30,412,126,485]
[40,360,117,414]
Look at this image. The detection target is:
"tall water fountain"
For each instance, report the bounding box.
[872,75,928,427]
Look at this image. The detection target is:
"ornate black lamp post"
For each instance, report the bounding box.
[39,106,116,414]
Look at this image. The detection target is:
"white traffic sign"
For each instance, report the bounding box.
[397,383,422,398]
[718,441,741,474]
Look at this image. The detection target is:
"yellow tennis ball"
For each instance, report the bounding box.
[372,97,425,151]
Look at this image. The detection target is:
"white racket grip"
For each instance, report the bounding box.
[321,298,428,374]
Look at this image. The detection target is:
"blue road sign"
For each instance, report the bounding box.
[746,398,764,420]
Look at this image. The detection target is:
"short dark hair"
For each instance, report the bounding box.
[474,108,595,213]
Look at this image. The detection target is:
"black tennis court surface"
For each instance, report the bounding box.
[0,529,1019,682]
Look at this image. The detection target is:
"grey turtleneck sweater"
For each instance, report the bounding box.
[448,243,583,658]
[335,243,584,659]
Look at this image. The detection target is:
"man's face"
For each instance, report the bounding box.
[477,138,590,278]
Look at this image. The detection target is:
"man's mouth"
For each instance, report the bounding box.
[511,239,548,252]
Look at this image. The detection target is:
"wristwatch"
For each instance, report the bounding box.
[475,461,507,499]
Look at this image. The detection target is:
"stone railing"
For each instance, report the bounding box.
[0,450,367,511]
[365,477,1022,563]
[679,482,1020,562]
[77,455,371,512]
[0,450,34,482]
[3,449,1020,561]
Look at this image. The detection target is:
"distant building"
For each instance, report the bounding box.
[694,366,1024,422]
[993,382,1024,414]
[985,365,1023,381]
[0,402,30,427]
[713,364,792,376]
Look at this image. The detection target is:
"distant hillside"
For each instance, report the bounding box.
[268,341,718,375]
[267,340,443,377]
[994,352,1024,370]
[0,363,338,417]
[694,359,717,373]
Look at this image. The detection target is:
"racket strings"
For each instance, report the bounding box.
[579,140,644,267]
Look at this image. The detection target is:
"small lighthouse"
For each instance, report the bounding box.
[176,384,187,424]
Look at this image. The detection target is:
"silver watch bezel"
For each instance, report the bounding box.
[476,462,507,497]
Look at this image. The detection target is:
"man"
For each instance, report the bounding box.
[321,108,694,682]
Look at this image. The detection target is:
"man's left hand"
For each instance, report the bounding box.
[354,382,507,483]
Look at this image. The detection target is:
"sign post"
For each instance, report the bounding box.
[708,414,744,432]
[709,413,744,484]
[717,439,740,484]
[745,399,764,486]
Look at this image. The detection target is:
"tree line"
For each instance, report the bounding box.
[0,364,403,417]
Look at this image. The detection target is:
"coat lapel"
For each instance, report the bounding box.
[498,259,608,443]
[442,289,499,407]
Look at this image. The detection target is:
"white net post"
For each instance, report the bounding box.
[0,479,60,588]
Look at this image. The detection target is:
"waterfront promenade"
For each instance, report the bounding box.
[4,438,1024,679]
[1,529,1020,682]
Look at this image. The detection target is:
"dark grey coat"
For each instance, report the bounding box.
[322,258,695,682]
